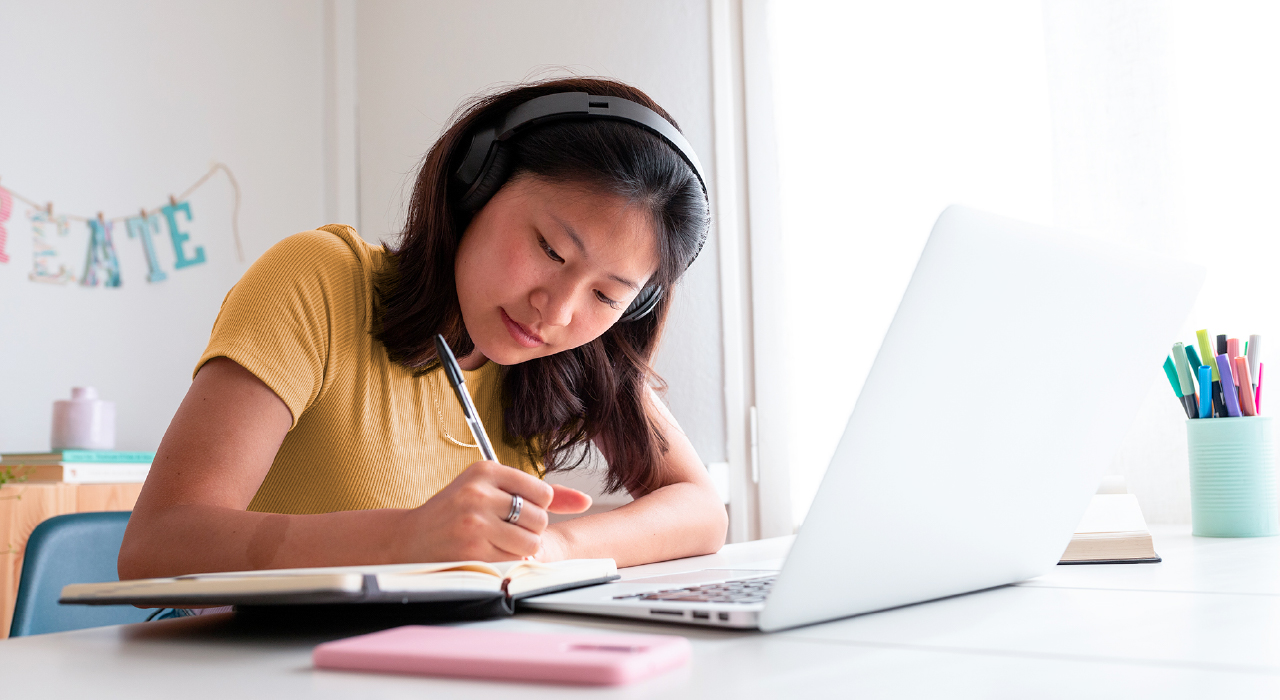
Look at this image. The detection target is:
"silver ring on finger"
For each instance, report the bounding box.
[505,493,523,524]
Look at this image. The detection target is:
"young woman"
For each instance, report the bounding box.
[118,77,727,579]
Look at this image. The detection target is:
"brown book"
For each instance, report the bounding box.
[4,462,150,483]
[1060,494,1160,564]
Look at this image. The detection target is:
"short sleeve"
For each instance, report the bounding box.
[195,230,367,428]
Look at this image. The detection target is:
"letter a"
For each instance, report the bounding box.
[126,213,168,282]
[82,218,122,287]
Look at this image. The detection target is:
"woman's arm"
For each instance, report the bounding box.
[119,358,583,580]
[540,388,728,568]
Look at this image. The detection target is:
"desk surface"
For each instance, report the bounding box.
[3,525,1279,699]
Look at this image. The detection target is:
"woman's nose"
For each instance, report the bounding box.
[531,286,574,327]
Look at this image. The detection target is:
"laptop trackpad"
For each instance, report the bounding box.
[625,569,779,586]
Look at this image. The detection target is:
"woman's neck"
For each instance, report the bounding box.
[457,351,489,371]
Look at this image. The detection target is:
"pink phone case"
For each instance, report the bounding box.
[313,625,692,686]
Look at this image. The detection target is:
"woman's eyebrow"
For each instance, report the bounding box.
[551,214,640,290]
[609,273,639,291]
[552,214,589,257]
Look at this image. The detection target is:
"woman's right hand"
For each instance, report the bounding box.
[395,460,591,562]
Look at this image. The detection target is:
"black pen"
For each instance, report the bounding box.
[434,334,498,462]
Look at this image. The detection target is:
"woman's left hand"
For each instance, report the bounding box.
[533,484,591,561]
[534,528,569,562]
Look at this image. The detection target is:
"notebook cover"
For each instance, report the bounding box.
[1058,556,1162,565]
[229,574,622,626]
[62,572,620,611]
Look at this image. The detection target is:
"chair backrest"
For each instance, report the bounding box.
[9,511,154,637]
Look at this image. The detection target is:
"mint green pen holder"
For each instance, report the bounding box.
[1187,416,1279,537]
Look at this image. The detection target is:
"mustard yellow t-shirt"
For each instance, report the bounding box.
[195,224,539,515]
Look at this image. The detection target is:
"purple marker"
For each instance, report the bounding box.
[1217,353,1242,417]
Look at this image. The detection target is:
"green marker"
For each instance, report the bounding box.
[1164,356,1183,397]
[1173,343,1200,418]
[1197,329,1224,417]
[1197,330,1218,381]
[1185,345,1203,391]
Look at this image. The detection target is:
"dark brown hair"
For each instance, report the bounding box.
[372,77,710,494]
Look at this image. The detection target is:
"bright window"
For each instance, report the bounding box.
[763,1,1280,527]
[767,1,1053,525]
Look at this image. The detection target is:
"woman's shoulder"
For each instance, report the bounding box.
[223,225,387,333]
[258,224,384,278]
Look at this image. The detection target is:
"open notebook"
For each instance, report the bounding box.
[60,559,618,614]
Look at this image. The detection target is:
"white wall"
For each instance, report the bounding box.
[354,0,728,463]
[0,1,728,480]
[0,1,327,452]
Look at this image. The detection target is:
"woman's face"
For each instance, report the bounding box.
[454,175,660,367]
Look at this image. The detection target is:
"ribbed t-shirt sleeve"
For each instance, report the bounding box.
[195,230,363,428]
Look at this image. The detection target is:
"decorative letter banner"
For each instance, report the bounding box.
[28,207,73,284]
[162,200,206,270]
[82,217,122,288]
[0,186,11,264]
[125,212,167,283]
[0,162,242,288]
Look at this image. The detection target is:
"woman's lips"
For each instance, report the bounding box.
[501,308,544,348]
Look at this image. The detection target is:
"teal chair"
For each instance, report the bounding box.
[9,511,154,637]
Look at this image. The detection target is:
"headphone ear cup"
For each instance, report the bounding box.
[620,286,662,323]
[458,142,515,213]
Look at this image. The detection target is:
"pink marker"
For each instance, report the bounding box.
[1228,337,1242,360]
[1236,357,1258,416]
[1257,363,1265,414]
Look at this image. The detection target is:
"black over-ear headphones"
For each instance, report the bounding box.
[453,92,708,323]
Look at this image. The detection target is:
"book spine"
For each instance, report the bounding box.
[58,450,157,463]
[2,451,156,464]
[18,463,151,483]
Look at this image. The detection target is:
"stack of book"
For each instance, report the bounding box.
[1059,493,1160,564]
[0,450,155,483]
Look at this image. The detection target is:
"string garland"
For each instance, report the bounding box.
[0,161,244,268]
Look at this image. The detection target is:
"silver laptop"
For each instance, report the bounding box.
[524,206,1203,632]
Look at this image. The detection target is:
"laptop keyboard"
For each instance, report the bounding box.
[611,575,776,604]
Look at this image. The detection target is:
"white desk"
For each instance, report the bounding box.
[3,525,1279,699]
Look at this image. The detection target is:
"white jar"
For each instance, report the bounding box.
[51,387,116,450]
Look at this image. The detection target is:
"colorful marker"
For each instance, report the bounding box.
[1173,343,1199,419]
[1198,365,1212,418]
[1163,356,1193,417]
[1197,329,1222,416]
[1236,357,1258,416]
[1164,357,1183,396]
[1206,332,1227,416]
[1185,345,1204,393]
[1218,334,1228,356]
[1257,363,1265,414]
[1216,353,1243,417]
[1197,331,1218,380]
[1248,334,1262,393]
[1228,337,1242,361]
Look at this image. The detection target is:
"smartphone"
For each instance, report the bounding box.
[313,625,692,686]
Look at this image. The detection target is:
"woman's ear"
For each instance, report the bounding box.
[458,144,516,213]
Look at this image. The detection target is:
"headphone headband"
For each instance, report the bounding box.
[453,91,708,322]
[455,92,707,203]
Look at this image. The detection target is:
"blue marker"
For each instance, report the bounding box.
[1198,366,1212,418]
[1216,353,1243,417]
